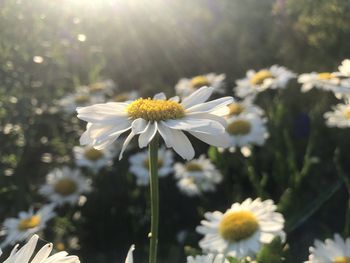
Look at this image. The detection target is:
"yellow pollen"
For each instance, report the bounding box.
[89,82,105,93]
[344,110,350,119]
[333,257,350,263]
[74,95,90,104]
[84,148,104,161]
[143,158,164,169]
[113,93,129,102]
[317,72,334,80]
[190,75,210,88]
[56,243,66,251]
[219,211,259,242]
[228,103,245,116]
[54,179,78,196]
[127,98,185,121]
[18,215,41,231]
[251,70,274,85]
[185,162,203,171]
[227,120,251,135]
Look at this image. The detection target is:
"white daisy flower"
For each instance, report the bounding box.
[174,155,222,196]
[88,79,116,96]
[59,86,104,114]
[338,59,350,77]
[175,73,225,97]
[235,65,296,98]
[196,198,285,259]
[77,86,233,160]
[187,254,228,263]
[0,234,80,263]
[129,147,173,186]
[305,234,350,263]
[324,102,350,128]
[73,145,116,173]
[1,205,56,248]
[110,91,139,102]
[39,167,91,206]
[298,72,343,93]
[225,113,268,150]
[225,98,264,119]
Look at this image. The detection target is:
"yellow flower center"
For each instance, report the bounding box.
[190,75,210,88]
[89,82,105,93]
[143,158,164,169]
[18,215,41,231]
[113,93,129,102]
[54,179,78,196]
[127,98,185,121]
[74,95,90,104]
[344,110,350,119]
[219,211,259,242]
[185,162,203,171]
[227,120,251,135]
[56,243,66,251]
[84,148,104,161]
[228,103,245,116]
[251,70,274,85]
[317,72,334,80]
[333,257,350,263]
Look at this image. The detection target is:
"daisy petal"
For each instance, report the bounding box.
[119,131,135,160]
[153,93,166,100]
[158,122,195,160]
[186,97,233,114]
[138,122,158,148]
[189,131,230,147]
[181,86,214,108]
[163,118,224,134]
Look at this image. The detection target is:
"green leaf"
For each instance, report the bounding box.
[256,237,285,263]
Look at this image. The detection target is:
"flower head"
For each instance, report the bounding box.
[77,86,233,160]
[125,245,135,263]
[298,72,341,92]
[129,147,173,186]
[235,65,295,99]
[39,167,91,206]
[58,86,105,114]
[225,113,268,150]
[73,145,116,173]
[324,102,350,128]
[0,234,79,263]
[175,73,225,97]
[174,155,222,196]
[187,254,228,263]
[196,198,285,259]
[1,205,56,248]
[338,59,350,77]
[305,234,350,263]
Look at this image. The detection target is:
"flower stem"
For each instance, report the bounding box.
[148,136,159,263]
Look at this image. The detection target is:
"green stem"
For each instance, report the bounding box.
[148,136,159,263]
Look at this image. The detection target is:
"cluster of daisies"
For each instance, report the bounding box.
[2,59,350,262]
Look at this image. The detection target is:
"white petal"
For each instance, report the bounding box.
[153,93,166,100]
[31,243,52,263]
[186,112,227,127]
[158,122,194,160]
[138,122,158,148]
[125,245,135,263]
[119,131,135,160]
[131,118,148,134]
[169,96,180,102]
[186,97,233,114]
[189,131,231,147]
[181,86,214,108]
[163,118,224,134]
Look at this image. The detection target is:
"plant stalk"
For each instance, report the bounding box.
[148,136,159,263]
